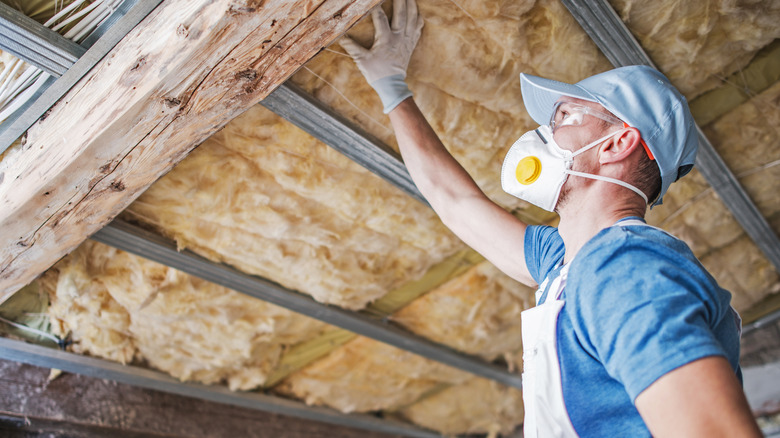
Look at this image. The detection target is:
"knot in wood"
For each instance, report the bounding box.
[164,97,182,108]
[176,24,189,37]
[131,57,146,72]
[229,0,264,15]
[237,69,258,81]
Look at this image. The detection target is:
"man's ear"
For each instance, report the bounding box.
[599,127,642,164]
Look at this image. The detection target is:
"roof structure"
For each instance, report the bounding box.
[1,0,780,435]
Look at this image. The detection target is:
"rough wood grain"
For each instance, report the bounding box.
[0,358,401,438]
[0,0,382,302]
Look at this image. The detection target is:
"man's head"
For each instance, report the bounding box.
[519,66,698,206]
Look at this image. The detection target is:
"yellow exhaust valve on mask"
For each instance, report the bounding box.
[516,156,542,185]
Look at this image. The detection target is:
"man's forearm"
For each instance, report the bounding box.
[388,98,484,212]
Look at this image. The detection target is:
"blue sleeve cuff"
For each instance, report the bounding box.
[370,74,413,113]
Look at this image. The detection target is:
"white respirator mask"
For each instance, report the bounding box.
[501,125,648,212]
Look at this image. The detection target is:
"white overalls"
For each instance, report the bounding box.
[520,219,744,438]
[521,258,578,438]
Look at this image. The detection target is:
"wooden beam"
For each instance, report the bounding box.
[0,339,439,438]
[0,0,382,302]
[0,359,399,438]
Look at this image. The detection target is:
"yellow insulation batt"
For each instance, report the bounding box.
[700,80,780,309]
[704,80,780,225]
[291,0,608,223]
[610,0,780,98]
[276,262,531,433]
[43,241,329,391]
[274,335,472,413]
[40,240,528,434]
[398,377,524,437]
[125,105,463,310]
[276,335,524,434]
[0,0,90,24]
[292,0,780,311]
[392,261,535,362]
[645,165,779,311]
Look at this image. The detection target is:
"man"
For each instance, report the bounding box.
[339,0,763,436]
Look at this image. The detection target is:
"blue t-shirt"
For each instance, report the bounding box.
[524,218,742,437]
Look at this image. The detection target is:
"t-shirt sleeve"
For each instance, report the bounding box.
[524,225,566,284]
[567,228,730,402]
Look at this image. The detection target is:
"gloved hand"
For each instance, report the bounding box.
[339,0,424,113]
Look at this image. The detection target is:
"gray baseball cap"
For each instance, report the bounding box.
[520,65,698,206]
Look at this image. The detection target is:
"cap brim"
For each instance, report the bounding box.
[520,73,596,126]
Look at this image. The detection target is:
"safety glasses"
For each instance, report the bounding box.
[549,101,654,160]
[549,101,624,133]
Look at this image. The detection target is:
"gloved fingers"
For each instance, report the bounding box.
[406,0,420,35]
[414,7,424,37]
[371,6,392,42]
[338,36,368,58]
[391,0,407,33]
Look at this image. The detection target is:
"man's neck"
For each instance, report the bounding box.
[557,189,647,264]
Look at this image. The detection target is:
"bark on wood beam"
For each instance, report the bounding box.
[0,338,439,438]
[0,0,382,302]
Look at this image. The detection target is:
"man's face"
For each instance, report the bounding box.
[551,96,619,153]
[552,97,622,211]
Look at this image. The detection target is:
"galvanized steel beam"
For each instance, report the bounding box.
[743,308,780,336]
[561,0,780,273]
[92,220,523,390]
[0,337,440,438]
[0,2,84,77]
[262,82,427,205]
[0,0,162,154]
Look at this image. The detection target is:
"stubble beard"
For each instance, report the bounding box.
[555,178,572,213]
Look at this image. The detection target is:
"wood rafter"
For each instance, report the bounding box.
[0,0,382,301]
[0,337,439,438]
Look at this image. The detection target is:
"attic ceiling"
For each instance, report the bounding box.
[1,0,780,436]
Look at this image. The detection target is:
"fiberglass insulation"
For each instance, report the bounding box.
[291,0,609,224]
[125,105,463,310]
[43,241,329,391]
[398,376,525,437]
[393,261,535,362]
[294,0,780,309]
[30,0,780,434]
[609,0,780,98]
[275,261,533,433]
[274,336,472,413]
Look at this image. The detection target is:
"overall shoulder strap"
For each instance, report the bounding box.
[615,218,647,227]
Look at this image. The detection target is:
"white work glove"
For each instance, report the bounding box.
[339,0,424,113]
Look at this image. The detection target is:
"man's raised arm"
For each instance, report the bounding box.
[339,0,534,285]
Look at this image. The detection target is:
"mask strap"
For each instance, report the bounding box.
[570,129,625,158]
[564,170,649,205]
